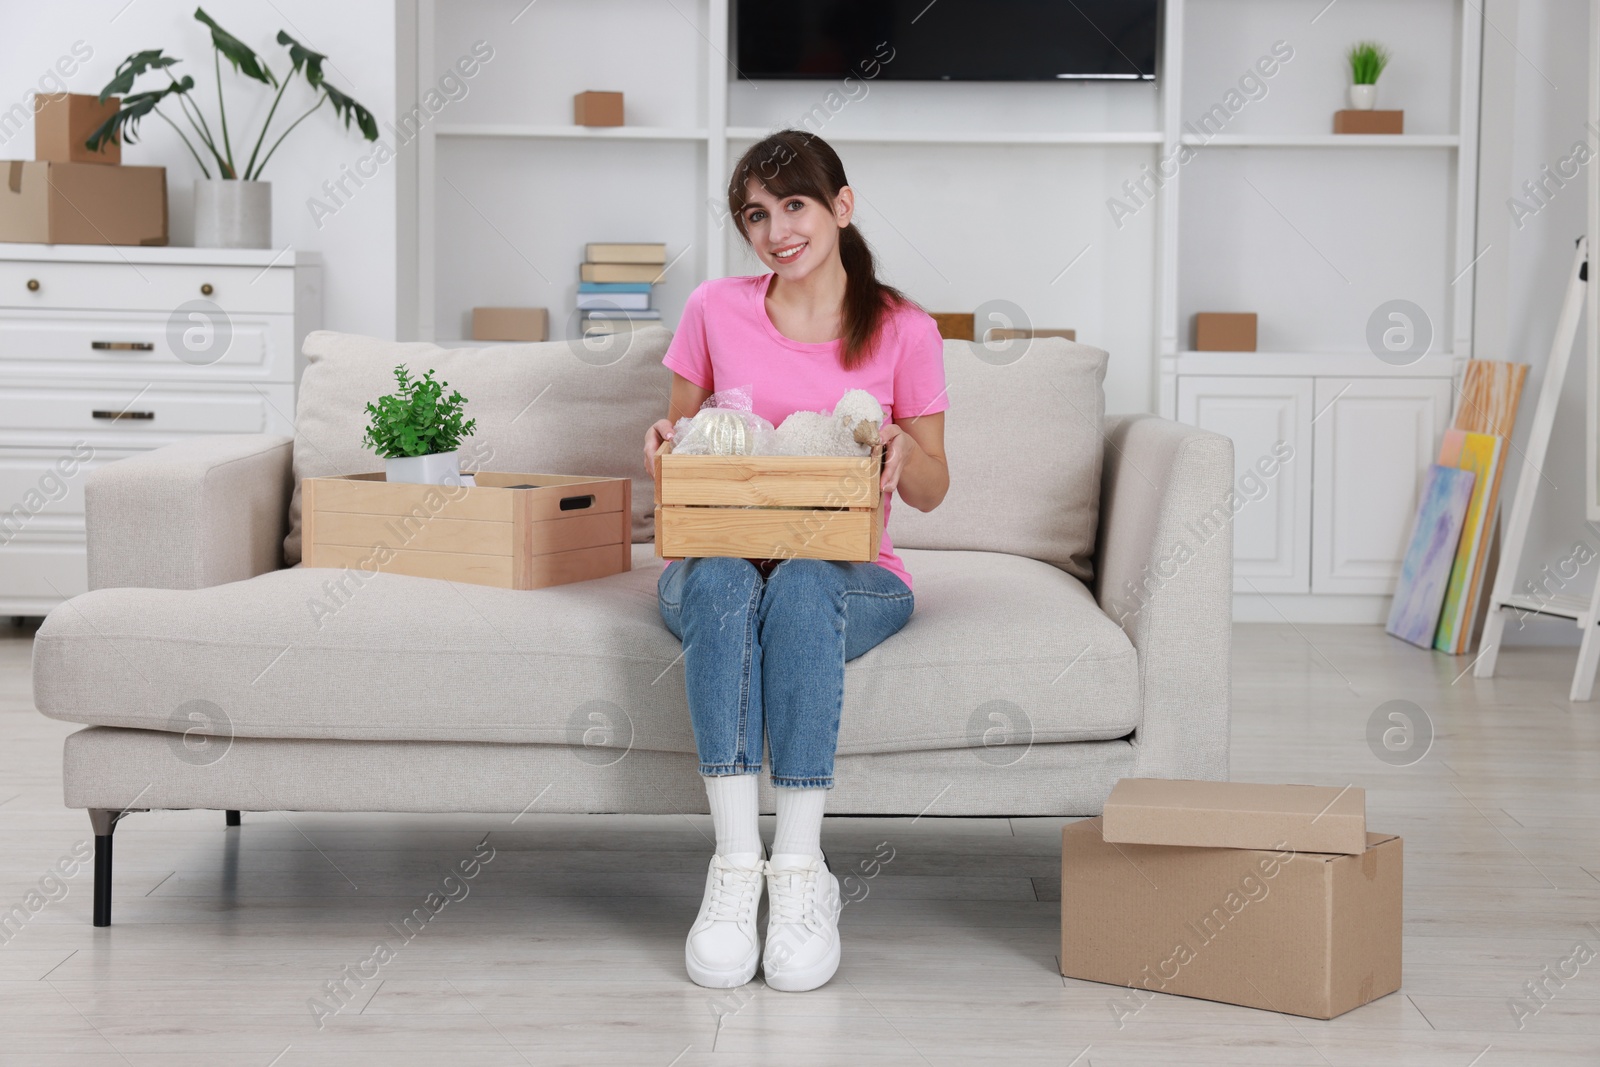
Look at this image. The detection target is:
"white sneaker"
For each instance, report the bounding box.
[685,853,766,988]
[762,853,842,992]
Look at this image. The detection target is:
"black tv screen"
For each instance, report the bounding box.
[734,0,1159,82]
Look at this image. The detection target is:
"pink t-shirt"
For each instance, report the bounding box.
[661,273,949,593]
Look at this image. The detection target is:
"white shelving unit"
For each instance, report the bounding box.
[402,0,1483,621]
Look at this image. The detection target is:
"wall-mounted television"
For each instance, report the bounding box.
[734,0,1159,82]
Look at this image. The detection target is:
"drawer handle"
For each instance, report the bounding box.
[91,341,155,352]
[92,410,155,421]
[201,283,214,296]
[26,278,40,292]
[559,494,595,511]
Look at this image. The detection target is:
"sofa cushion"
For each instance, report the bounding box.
[891,337,1108,584]
[34,547,1139,757]
[285,327,674,564]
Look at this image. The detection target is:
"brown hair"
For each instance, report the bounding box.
[728,130,916,371]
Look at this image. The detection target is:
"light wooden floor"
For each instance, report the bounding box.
[1,620,1596,1065]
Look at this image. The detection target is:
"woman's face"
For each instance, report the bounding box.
[740,180,851,280]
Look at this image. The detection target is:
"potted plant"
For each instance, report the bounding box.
[362,365,479,486]
[1346,41,1390,110]
[87,6,378,248]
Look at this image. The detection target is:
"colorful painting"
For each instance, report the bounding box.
[1387,465,1477,648]
[1434,430,1507,654]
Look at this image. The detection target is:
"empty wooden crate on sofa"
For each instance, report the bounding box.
[302,471,632,589]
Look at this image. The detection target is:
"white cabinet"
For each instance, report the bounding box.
[1168,354,1459,619]
[1312,378,1454,595]
[0,245,320,616]
[1178,376,1312,594]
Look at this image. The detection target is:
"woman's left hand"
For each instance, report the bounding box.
[879,423,919,498]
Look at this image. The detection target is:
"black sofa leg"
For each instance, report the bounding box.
[225,810,241,827]
[88,808,121,927]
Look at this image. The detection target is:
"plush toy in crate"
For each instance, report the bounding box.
[668,386,884,457]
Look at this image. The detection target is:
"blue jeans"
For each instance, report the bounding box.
[658,557,915,788]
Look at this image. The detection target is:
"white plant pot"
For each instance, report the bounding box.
[385,450,470,486]
[194,179,272,248]
[1348,84,1379,110]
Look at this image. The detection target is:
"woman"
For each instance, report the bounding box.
[642,130,949,992]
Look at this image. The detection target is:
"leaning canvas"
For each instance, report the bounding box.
[1387,465,1477,648]
[1434,430,1507,654]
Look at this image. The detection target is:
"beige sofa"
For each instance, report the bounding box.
[31,326,1233,925]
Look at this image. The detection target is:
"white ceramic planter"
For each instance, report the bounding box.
[1348,84,1378,110]
[194,179,272,248]
[385,450,471,486]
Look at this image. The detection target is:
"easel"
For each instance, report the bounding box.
[1474,238,1594,698]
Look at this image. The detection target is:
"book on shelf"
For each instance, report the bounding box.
[578,281,653,293]
[582,308,662,320]
[586,242,666,265]
[582,318,656,336]
[576,291,651,311]
[580,262,663,284]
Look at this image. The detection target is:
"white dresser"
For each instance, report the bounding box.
[0,245,320,616]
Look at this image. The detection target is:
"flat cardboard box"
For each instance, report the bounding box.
[574,91,624,126]
[1103,778,1368,855]
[1334,109,1404,134]
[987,327,1075,341]
[471,307,549,342]
[1193,312,1256,351]
[931,312,975,341]
[1061,818,1402,1020]
[1,161,166,245]
[34,93,122,165]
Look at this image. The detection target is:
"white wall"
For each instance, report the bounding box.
[0,0,398,339]
[1474,0,1595,647]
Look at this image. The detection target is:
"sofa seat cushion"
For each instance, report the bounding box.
[33,547,1140,757]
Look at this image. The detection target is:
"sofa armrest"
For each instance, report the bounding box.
[1095,414,1234,781]
[85,434,294,591]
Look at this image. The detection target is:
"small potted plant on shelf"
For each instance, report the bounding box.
[87,6,378,248]
[1346,41,1391,110]
[362,364,479,486]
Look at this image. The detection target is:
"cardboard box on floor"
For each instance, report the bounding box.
[0,161,167,245]
[1062,811,1402,1019]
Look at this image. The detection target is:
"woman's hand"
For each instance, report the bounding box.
[644,419,676,479]
[878,423,921,498]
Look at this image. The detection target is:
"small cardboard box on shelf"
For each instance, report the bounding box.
[0,161,166,245]
[1334,110,1404,134]
[1192,312,1257,352]
[33,93,121,165]
[653,441,884,563]
[471,307,549,342]
[574,91,624,126]
[301,471,632,590]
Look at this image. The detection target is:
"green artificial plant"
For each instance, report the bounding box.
[361,365,478,460]
[1346,41,1391,85]
[86,6,378,180]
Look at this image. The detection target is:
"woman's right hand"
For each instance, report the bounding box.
[644,419,675,479]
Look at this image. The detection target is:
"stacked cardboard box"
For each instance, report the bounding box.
[1061,778,1403,1020]
[0,93,167,246]
[579,243,665,338]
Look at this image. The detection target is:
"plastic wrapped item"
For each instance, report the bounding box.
[669,384,777,456]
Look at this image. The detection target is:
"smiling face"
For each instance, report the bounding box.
[739,179,853,280]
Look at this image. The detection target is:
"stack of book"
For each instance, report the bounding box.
[579,242,666,337]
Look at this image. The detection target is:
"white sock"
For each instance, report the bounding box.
[704,774,761,859]
[771,786,827,861]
